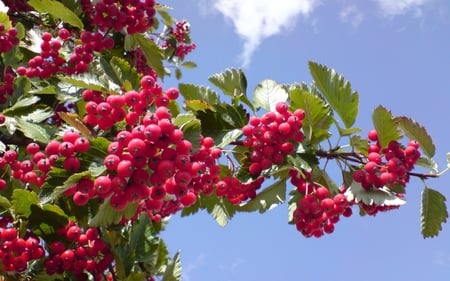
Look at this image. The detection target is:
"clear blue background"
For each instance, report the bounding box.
[161,1,450,280]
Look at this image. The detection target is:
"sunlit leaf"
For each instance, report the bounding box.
[289,86,332,144]
[308,61,359,128]
[179,83,220,106]
[12,189,39,218]
[345,181,406,206]
[4,96,40,114]
[28,0,83,29]
[0,195,11,210]
[396,116,436,158]
[421,187,448,238]
[253,79,288,112]
[133,34,165,78]
[110,56,141,91]
[181,61,197,69]
[238,179,286,213]
[372,105,402,148]
[57,112,95,139]
[162,251,182,281]
[89,197,123,227]
[21,108,53,123]
[16,118,50,143]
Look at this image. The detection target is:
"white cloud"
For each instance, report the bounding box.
[340,5,364,27]
[375,0,431,16]
[212,0,320,67]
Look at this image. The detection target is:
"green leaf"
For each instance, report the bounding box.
[372,105,402,148]
[308,61,359,128]
[196,104,248,145]
[4,96,40,114]
[447,152,450,169]
[162,251,182,281]
[253,79,288,111]
[209,68,247,96]
[0,195,11,210]
[217,128,242,148]
[20,108,54,123]
[289,86,332,144]
[12,189,39,218]
[180,118,202,152]
[0,12,11,30]
[50,170,91,201]
[125,272,147,281]
[133,34,165,78]
[395,116,435,158]
[238,179,286,213]
[345,181,406,206]
[16,118,50,143]
[1,45,23,66]
[89,198,123,227]
[28,204,68,237]
[181,61,197,69]
[58,73,107,92]
[110,56,141,91]
[208,68,254,111]
[421,187,448,238]
[28,0,83,29]
[179,83,220,107]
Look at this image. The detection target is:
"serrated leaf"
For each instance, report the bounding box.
[28,204,68,236]
[4,96,40,114]
[21,108,53,123]
[133,34,165,78]
[162,251,182,281]
[421,187,448,238]
[28,0,83,29]
[58,74,107,92]
[289,86,332,144]
[345,181,406,206]
[1,44,23,66]
[110,56,141,91]
[372,105,402,148]
[209,68,247,96]
[50,170,91,201]
[217,128,242,148]
[16,118,50,143]
[179,83,220,106]
[12,189,39,218]
[253,79,288,112]
[238,179,286,213]
[308,61,359,128]
[416,157,439,174]
[396,116,435,158]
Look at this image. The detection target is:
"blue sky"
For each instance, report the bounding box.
[161,1,450,280]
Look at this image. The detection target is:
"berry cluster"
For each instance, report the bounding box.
[0,130,89,189]
[242,102,305,177]
[82,75,166,130]
[2,0,32,14]
[81,0,156,34]
[0,226,45,272]
[290,170,352,238]
[129,48,159,77]
[0,24,19,53]
[45,223,113,280]
[0,67,15,103]
[352,130,421,190]
[162,20,196,60]
[215,177,264,205]
[17,29,114,78]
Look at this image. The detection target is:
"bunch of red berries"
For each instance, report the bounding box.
[163,20,197,60]
[82,75,169,130]
[352,130,421,190]
[0,67,15,103]
[0,227,45,272]
[0,130,89,189]
[242,102,305,177]
[81,0,156,34]
[215,177,264,205]
[45,223,113,280]
[17,29,114,78]
[290,170,352,238]
[2,0,32,14]
[0,24,18,53]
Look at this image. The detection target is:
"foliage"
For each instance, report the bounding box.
[0,0,447,280]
